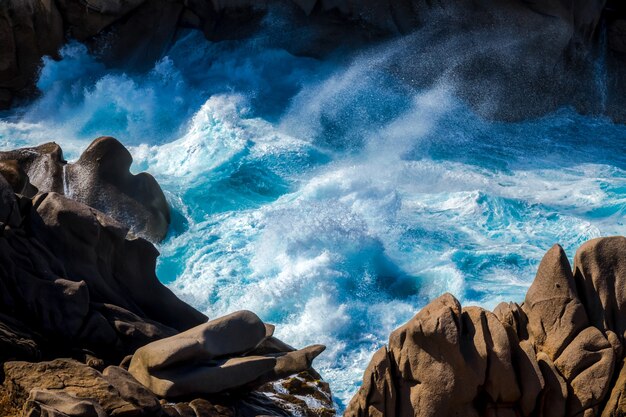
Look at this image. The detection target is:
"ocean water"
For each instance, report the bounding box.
[1,27,626,412]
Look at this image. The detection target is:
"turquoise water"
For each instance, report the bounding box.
[1,28,626,410]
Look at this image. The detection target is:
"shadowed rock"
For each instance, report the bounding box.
[65,137,170,242]
[129,310,325,398]
[0,0,625,121]
[0,140,332,417]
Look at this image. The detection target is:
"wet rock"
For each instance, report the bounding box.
[0,138,170,242]
[65,137,170,242]
[0,142,65,196]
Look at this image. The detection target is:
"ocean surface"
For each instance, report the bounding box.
[1,27,626,412]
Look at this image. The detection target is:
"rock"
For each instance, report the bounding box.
[128,310,325,398]
[0,0,624,123]
[0,140,330,417]
[65,137,170,242]
[0,0,63,102]
[602,358,626,417]
[30,191,206,341]
[23,389,108,417]
[0,174,21,227]
[0,137,170,242]
[0,89,12,110]
[3,359,143,415]
[523,244,588,359]
[574,236,626,342]
[0,313,41,362]
[0,160,30,195]
[102,366,162,415]
[0,142,66,195]
[54,0,136,41]
[347,238,626,417]
[91,0,184,70]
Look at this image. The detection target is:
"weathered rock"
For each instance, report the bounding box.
[523,244,588,360]
[102,366,162,415]
[65,137,170,242]
[0,142,65,196]
[0,138,170,242]
[0,140,330,417]
[3,359,143,415]
[574,236,626,342]
[128,310,325,398]
[0,0,625,122]
[23,389,108,417]
[30,191,205,344]
[347,238,626,417]
[0,313,41,362]
[0,0,63,107]
[602,358,626,417]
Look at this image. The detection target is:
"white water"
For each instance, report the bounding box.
[1,28,625,411]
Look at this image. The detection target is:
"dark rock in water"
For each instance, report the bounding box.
[345,238,626,417]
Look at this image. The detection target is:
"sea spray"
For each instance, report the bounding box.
[0,27,625,411]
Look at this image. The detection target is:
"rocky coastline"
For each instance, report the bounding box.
[0,137,625,417]
[0,138,335,417]
[347,238,626,417]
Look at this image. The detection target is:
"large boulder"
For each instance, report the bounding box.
[128,310,325,398]
[65,137,170,242]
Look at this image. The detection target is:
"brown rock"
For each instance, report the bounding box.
[102,366,162,415]
[602,358,626,417]
[343,347,396,417]
[574,236,626,343]
[536,352,568,417]
[129,311,324,398]
[523,244,588,360]
[3,359,140,415]
[554,326,614,416]
[0,142,65,195]
[346,239,626,417]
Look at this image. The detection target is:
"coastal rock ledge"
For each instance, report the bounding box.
[346,237,626,417]
[0,138,334,417]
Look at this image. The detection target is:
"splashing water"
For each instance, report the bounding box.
[1,28,626,411]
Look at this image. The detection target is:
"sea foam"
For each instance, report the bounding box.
[0,27,625,411]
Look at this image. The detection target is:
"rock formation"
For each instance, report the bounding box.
[1,0,625,122]
[0,137,170,241]
[345,237,626,417]
[0,138,333,417]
